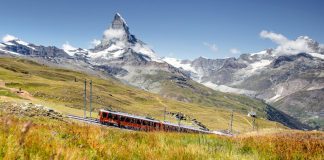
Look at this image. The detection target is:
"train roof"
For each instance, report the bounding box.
[100,109,210,133]
[100,109,160,123]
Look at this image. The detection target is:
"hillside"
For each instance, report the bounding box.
[0,112,323,160]
[0,56,290,132]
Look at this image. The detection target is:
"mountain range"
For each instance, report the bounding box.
[0,13,323,130]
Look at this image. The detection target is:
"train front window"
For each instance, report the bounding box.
[102,112,107,118]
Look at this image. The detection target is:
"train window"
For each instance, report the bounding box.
[120,116,125,121]
[125,118,131,122]
[108,113,112,118]
[137,120,141,125]
[102,112,107,118]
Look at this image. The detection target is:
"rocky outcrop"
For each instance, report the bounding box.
[0,102,63,120]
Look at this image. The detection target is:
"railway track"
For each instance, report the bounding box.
[67,114,232,136]
[67,115,101,125]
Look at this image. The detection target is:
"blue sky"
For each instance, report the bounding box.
[0,0,323,59]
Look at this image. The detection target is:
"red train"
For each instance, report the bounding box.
[99,109,210,133]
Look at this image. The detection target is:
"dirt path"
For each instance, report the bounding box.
[156,97,167,108]
[0,80,35,101]
[237,114,253,127]
[0,80,5,87]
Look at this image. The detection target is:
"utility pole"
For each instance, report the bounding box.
[163,107,166,122]
[84,79,87,118]
[178,112,181,132]
[89,80,93,118]
[252,116,256,131]
[229,110,233,133]
[249,109,257,131]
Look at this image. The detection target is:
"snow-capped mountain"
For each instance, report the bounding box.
[0,13,189,94]
[0,35,69,58]
[89,13,160,62]
[162,43,324,129]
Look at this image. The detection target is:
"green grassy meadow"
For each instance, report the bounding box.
[0,113,322,160]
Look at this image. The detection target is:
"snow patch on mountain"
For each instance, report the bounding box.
[62,42,78,56]
[89,47,125,59]
[2,35,36,50]
[162,57,197,73]
[2,34,18,42]
[268,86,284,102]
[249,60,272,73]
[132,43,156,59]
[308,52,324,59]
[307,85,324,91]
[0,48,20,55]
[202,81,256,96]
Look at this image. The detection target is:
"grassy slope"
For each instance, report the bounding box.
[0,114,323,160]
[0,57,284,132]
[143,70,272,117]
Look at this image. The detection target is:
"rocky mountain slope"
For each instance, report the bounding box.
[163,42,324,129]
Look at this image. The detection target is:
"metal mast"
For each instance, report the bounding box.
[84,79,87,118]
[164,107,166,121]
[90,80,93,118]
[230,110,233,133]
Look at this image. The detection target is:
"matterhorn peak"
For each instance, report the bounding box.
[112,13,128,30]
[98,13,134,46]
[89,13,159,61]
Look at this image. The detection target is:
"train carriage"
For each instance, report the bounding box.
[99,109,210,133]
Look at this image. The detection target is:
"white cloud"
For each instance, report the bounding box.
[260,30,324,55]
[103,28,127,41]
[2,34,18,42]
[229,48,241,54]
[203,42,219,53]
[90,39,101,47]
[260,30,288,44]
[62,42,76,51]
